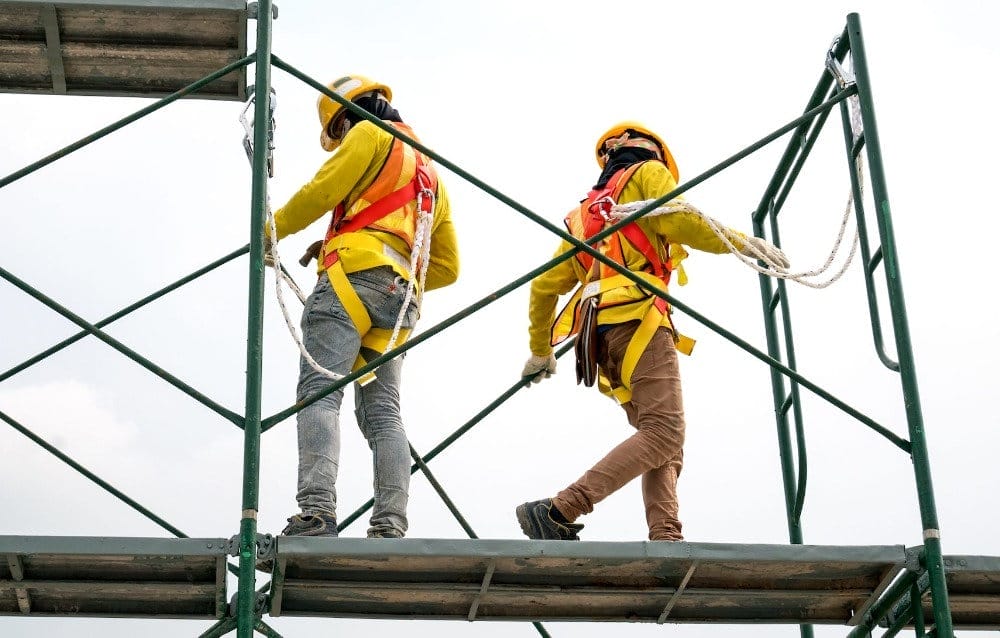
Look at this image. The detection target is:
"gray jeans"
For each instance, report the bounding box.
[295,266,418,537]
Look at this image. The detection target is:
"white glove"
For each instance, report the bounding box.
[521,353,557,384]
[741,236,790,270]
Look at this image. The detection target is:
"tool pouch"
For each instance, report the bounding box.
[575,296,599,387]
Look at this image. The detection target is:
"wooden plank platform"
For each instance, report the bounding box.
[919,555,1000,629]
[0,0,247,100]
[0,536,228,618]
[268,538,908,625]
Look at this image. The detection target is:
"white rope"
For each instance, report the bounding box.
[265,208,344,380]
[380,188,434,355]
[608,157,865,290]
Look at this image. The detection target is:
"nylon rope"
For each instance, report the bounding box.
[608,48,865,290]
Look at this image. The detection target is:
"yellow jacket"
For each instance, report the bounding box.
[273,120,459,291]
[528,160,744,356]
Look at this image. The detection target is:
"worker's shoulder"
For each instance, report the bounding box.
[632,159,672,179]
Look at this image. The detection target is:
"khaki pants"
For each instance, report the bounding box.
[552,323,686,541]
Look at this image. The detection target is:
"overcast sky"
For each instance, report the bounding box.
[2,1,999,637]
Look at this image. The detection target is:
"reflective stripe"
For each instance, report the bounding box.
[325,232,414,280]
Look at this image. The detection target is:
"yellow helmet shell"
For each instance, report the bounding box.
[595,121,678,183]
[317,74,392,152]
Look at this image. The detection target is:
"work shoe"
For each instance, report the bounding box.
[367,529,404,539]
[515,499,583,540]
[280,513,339,537]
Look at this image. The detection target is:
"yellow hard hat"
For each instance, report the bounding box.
[595,121,678,183]
[317,74,392,152]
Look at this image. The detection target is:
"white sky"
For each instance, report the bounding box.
[2,0,999,636]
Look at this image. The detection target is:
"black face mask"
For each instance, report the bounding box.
[593,147,660,190]
[344,95,403,127]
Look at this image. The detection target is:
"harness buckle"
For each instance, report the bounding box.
[588,196,615,221]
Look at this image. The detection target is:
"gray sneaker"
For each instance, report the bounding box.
[515,499,583,540]
[281,513,339,537]
[367,529,404,539]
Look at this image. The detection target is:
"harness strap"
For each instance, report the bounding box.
[326,261,377,385]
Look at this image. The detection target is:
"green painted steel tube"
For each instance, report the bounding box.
[754,84,840,561]
[254,620,283,638]
[837,98,900,372]
[0,246,248,384]
[198,617,236,638]
[0,56,253,190]
[0,264,243,426]
[236,5,274,637]
[847,12,954,636]
[911,580,927,635]
[408,442,478,539]
[847,569,921,638]
[754,216,806,551]
[753,29,849,225]
[0,408,188,538]
[768,219,810,527]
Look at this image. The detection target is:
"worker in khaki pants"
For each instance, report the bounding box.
[516,121,788,542]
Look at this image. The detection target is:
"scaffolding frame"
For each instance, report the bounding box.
[0,6,968,637]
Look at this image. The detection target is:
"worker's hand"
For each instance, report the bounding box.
[299,240,323,267]
[521,353,557,384]
[740,236,790,270]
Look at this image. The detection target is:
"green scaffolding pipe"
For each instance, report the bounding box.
[0,246,248,384]
[236,4,274,636]
[754,60,844,548]
[0,55,254,190]
[671,291,909,451]
[847,12,953,635]
[338,341,576,530]
[407,442,478,539]
[0,408,187,538]
[199,617,236,638]
[755,214,808,551]
[837,94,900,372]
[753,27,849,225]
[255,619,283,638]
[0,264,243,426]
[751,39,847,601]
[848,569,922,638]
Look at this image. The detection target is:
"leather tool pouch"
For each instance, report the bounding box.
[575,296,600,387]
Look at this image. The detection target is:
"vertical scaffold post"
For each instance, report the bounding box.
[845,12,954,636]
[237,1,274,636]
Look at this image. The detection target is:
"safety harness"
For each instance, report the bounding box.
[552,161,694,404]
[320,122,437,384]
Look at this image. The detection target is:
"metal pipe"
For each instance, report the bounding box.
[235,3,273,636]
[0,246,248,384]
[0,265,243,426]
[847,12,953,635]
[847,569,921,638]
[0,56,254,190]
[0,408,187,537]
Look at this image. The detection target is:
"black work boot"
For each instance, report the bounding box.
[515,499,583,540]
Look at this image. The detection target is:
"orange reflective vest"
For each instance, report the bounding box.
[320,121,438,274]
[320,121,439,384]
[553,161,694,403]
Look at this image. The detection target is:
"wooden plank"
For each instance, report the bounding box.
[276,580,872,623]
[57,7,242,47]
